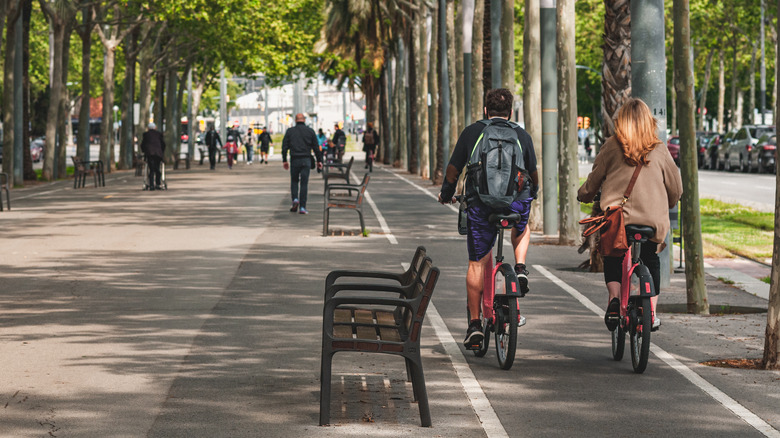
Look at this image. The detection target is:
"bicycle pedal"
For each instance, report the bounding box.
[465,342,482,350]
[517,315,526,327]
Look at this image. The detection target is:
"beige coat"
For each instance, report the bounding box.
[577,136,683,245]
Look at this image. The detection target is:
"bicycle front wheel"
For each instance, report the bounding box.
[494,264,518,370]
[630,297,652,373]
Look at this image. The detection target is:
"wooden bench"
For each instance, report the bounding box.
[71,156,104,188]
[173,152,190,170]
[320,254,440,427]
[322,155,354,194]
[198,146,221,165]
[325,246,428,291]
[0,172,10,211]
[323,173,369,236]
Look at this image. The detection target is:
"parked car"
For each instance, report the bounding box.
[717,129,738,170]
[30,137,44,162]
[704,133,723,170]
[667,135,680,165]
[696,131,716,168]
[725,125,775,172]
[750,133,777,173]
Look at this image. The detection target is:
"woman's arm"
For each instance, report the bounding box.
[577,151,606,203]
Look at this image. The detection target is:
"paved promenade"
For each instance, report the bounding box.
[1,154,778,437]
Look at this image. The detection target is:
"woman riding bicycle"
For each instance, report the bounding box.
[577,98,682,332]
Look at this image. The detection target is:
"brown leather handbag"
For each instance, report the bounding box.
[579,164,643,257]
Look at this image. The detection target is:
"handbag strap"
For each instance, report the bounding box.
[621,163,643,205]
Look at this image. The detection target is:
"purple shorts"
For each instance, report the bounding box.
[467,198,532,261]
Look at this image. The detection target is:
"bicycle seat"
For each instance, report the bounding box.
[488,213,522,228]
[625,225,655,243]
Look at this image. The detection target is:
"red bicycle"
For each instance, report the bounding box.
[458,196,526,370]
[608,224,656,373]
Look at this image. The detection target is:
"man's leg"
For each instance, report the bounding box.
[510,199,533,294]
[290,160,301,202]
[299,163,311,209]
[152,157,162,187]
[208,148,216,169]
[466,253,491,320]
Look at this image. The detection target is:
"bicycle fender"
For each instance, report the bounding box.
[633,264,656,297]
[497,263,523,298]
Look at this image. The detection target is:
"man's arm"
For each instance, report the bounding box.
[281,132,291,162]
[439,125,475,203]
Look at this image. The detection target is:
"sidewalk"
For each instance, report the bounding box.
[0,155,776,437]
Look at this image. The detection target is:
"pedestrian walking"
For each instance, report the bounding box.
[282,113,323,215]
[203,125,223,170]
[224,121,243,169]
[140,122,166,190]
[258,127,272,164]
[246,127,255,164]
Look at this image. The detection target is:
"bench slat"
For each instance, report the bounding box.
[356,326,377,341]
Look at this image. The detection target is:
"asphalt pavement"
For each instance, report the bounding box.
[1,154,778,437]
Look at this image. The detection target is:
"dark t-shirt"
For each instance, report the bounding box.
[440,118,537,201]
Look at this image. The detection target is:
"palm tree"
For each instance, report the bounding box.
[601,0,631,138]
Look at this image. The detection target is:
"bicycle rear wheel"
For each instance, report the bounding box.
[494,264,518,370]
[611,323,625,361]
[630,297,651,373]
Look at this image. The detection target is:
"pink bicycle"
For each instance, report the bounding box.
[608,224,656,373]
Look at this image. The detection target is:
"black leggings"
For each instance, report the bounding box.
[603,241,661,296]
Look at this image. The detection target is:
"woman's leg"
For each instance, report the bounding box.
[603,255,623,304]
[640,242,661,313]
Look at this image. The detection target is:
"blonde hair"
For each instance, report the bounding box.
[614,98,661,166]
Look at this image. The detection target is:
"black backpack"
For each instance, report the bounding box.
[466,119,530,209]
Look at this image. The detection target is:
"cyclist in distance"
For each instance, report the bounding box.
[438,88,539,348]
[577,98,682,331]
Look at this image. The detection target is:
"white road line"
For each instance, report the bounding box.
[535,265,780,438]
[427,302,509,438]
[363,189,397,244]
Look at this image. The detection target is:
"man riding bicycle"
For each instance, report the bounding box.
[438,88,539,349]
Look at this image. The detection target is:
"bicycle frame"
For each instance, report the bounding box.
[481,226,521,323]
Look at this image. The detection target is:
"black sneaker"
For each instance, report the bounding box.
[290,199,299,212]
[463,319,484,350]
[514,264,529,296]
[605,298,620,332]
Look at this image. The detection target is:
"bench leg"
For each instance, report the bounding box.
[357,209,365,235]
[319,351,334,426]
[5,189,9,210]
[407,358,432,427]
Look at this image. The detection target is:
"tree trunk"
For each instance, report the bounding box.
[119,30,137,170]
[447,0,458,157]
[601,0,631,138]
[408,24,419,175]
[749,41,758,124]
[164,68,178,163]
[379,64,392,165]
[41,15,64,181]
[100,44,117,172]
[736,89,744,128]
[482,0,491,93]
[3,3,19,183]
[557,0,579,245]
[698,48,715,131]
[717,49,725,131]
[500,0,514,93]
[154,70,164,130]
[22,0,34,181]
[674,0,708,315]
[417,7,430,179]
[729,42,738,130]
[56,27,72,179]
[429,2,440,183]
[762,1,780,369]
[471,0,484,123]
[455,0,465,131]
[524,0,543,232]
[77,6,91,161]
[670,67,677,135]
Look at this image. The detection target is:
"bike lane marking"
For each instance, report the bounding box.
[388,168,508,437]
[536,265,780,438]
